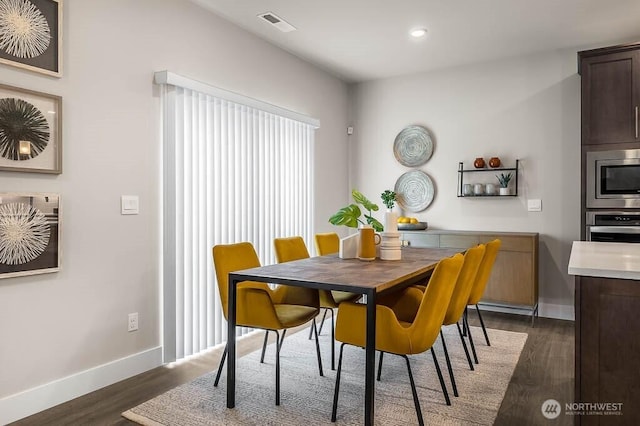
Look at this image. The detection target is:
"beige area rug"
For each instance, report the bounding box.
[123,325,527,425]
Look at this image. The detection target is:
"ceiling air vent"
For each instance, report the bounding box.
[258,12,296,33]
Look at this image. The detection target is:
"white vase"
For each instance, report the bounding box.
[499,187,510,196]
[384,210,398,232]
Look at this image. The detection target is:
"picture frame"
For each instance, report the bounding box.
[0,193,61,279]
[0,83,62,174]
[0,0,63,77]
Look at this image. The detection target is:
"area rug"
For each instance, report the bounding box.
[123,326,527,425]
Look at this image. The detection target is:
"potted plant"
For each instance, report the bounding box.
[329,189,383,231]
[381,190,397,232]
[497,172,512,195]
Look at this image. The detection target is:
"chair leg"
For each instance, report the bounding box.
[440,330,458,397]
[275,330,281,406]
[331,343,347,422]
[465,311,479,364]
[260,330,269,363]
[312,318,324,376]
[456,322,474,371]
[402,355,424,426]
[213,344,228,387]
[318,308,329,335]
[330,308,336,370]
[377,351,384,381]
[476,304,491,346]
[430,347,451,406]
[462,307,468,336]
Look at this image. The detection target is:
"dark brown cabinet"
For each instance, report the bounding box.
[575,276,640,425]
[579,45,640,145]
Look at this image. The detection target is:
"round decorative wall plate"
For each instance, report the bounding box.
[395,170,435,212]
[393,125,433,167]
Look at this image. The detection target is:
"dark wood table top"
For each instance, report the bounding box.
[230,247,460,295]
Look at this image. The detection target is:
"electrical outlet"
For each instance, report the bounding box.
[128,312,139,332]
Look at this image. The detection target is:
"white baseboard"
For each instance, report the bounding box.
[477,302,574,322]
[0,346,163,425]
[538,302,575,321]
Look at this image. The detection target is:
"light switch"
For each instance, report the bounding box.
[527,199,542,212]
[121,195,139,215]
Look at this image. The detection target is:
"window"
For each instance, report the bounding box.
[157,72,319,361]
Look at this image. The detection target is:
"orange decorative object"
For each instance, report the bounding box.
[489,157,501,168]
[473,157,486,168]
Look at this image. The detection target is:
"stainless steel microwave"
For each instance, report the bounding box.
[587,149,640,209]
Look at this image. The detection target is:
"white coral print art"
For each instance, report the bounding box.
[0,202,50,265]
[0,0,51,59]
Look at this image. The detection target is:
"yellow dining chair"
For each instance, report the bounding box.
[313,233,363,369]
[331,254,464,425]
[270,236,324,374]
[379,245,486,399]
[464,239,501,364]
[212,242,323,406]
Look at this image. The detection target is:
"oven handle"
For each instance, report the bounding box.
[589,226,640,234]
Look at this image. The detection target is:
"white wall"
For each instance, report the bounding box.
[350,50,582,320]
[0,0,349,421]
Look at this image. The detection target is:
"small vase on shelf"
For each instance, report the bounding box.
[473,157,486,168]
[489,157,501,168]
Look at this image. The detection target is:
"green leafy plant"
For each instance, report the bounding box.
[496,172,512,188]
[329,189,383,231]
[381,190,396,210]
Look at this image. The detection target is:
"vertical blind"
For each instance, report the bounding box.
[159,74,317,361]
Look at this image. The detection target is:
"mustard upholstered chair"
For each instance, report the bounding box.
[379,245,486,398]
[212,242,323,406]
[270,236,324,373]
[331,254,464,424]
[464,239,501,364]
[306,233,362,370]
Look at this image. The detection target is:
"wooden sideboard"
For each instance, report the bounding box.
[400,230,539,323]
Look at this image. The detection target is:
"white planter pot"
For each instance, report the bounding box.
[499,187,511,196]
[384,210,398,232]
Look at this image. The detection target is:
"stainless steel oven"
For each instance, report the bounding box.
[586,211,640,243]
[587,149,640,209]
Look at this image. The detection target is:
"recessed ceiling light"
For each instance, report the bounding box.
[410,28,427,38]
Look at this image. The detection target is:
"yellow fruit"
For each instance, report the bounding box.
[410,218,419,224]
[398,217,410,223]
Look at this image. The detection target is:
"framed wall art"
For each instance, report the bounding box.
[0,83,62,173]
[0,0,62,77]
[0,193,61,279]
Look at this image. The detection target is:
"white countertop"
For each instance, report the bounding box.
[568,241,640,280]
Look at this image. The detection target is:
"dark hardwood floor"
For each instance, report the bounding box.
[12,311,574,426]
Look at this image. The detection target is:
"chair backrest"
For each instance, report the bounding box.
[410,253,464,351]
[212,242,261,319]
[314,233,340,256]
[274,236,310,263]
[273,237,318,306]
[443,244,486,325]
[467,239,502,305]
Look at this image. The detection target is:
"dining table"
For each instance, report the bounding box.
[226,246,461,425]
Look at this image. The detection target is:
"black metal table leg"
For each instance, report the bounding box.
[364,289,376,425]
[227,276,238,408]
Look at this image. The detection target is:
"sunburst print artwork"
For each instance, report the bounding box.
[0,202,49,264]
[0,0,51,59]
[0,0,61,77]
[0,97,50,160]
[0,193,60,279]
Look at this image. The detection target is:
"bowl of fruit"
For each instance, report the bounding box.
[397,216,428,230]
